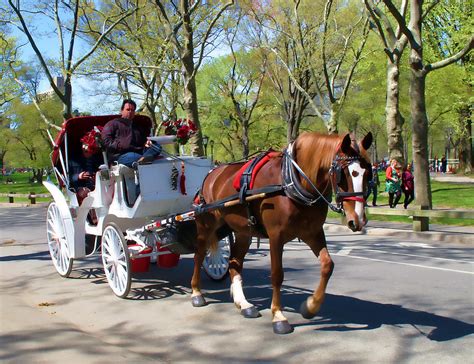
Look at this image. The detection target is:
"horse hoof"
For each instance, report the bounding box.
[241,306,261,318]
[272,320,294,335]
[300,300,316,319]
[191,295,207,307]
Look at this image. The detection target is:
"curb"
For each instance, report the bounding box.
[0,202,49,208]
[323,223,473,244]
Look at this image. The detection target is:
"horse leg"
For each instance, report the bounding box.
[229,234,261,318]
[269,237,293,334]
[190,234,211,307]
[299,232,334,319]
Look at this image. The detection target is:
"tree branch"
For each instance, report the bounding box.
[427,35,474,72]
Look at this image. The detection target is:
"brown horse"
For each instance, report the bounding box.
[191,132,373,334]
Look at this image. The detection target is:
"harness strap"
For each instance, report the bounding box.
[194,185,284,215]
[281,144,342,213]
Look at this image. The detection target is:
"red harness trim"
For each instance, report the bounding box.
[342,196,365,203]
[232,152,279,191]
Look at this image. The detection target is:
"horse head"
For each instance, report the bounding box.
[331,132,373,231]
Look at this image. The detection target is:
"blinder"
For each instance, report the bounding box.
[330,161,343,184]
[330,155,367,209]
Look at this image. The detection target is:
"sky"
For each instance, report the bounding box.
[9,8,123,115]
[8,1,229,117]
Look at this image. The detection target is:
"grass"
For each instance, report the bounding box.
[0,172,50,203]
[1,171,473,226]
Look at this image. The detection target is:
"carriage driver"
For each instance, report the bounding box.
[101,99,162,168]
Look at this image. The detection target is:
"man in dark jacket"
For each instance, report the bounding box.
[101,99,161,167]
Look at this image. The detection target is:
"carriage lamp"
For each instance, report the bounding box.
[202,135,209,156]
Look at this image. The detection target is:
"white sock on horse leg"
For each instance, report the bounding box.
[231,275,252,310]
[272,310,287,322]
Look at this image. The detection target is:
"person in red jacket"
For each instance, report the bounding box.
[385,159,402,208]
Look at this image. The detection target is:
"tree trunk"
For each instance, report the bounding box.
[33,168,44,184]
[327,104,339,135]
[409,53,432,209]
[386,60,405,162]
[458,106,472,173]
[181,0,204,156]
[63,76,73,120]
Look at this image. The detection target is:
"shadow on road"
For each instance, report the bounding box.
[0,250,50,262]
[7,248,472,343]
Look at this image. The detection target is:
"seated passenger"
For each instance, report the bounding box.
[69,127,103,205]
[101,99,162,168]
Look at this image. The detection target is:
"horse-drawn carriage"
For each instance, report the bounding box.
[43,114,232,298]
[45,113,374,334]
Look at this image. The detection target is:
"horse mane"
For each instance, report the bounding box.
[293,132,342,189]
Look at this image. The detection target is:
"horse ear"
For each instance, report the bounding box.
[360,132,373,151]
[341,133,352,154]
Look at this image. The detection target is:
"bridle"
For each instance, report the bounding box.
[329,155,366,211]
[282,142,367,214]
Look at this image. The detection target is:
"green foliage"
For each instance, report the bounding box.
[0,32,22,109]
[197,51,285,162]
[4,97,62,168]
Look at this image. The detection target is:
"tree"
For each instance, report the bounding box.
[6,97,62,182]
[81,1,177,131]
[364,0,409,162]
[249,0,370,137]
[3,0,136,121]
[377,0,473,208]
[0,31,21,109]
[153,0,234,156]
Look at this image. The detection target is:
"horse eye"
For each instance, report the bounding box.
[352,171,359,177]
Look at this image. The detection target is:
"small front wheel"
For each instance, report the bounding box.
[101,223,131,298]
[203,234,232,281]
[46,202,73,277]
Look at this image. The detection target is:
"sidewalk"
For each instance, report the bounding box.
[324,218,474,244]
[0,203,472,244]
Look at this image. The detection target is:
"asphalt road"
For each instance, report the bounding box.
[1,206,473,363]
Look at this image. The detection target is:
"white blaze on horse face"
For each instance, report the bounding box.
[348,162,365,220]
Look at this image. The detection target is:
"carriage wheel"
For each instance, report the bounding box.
[101,223,131,298]
[203,234,233,281]
[46,202,73,277]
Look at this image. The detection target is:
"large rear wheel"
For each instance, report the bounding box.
[46,202,73,277]
[101,223,131,298]
[203,234,232,281]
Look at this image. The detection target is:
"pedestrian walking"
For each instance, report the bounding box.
[366,163,380,206]
[402,163,415,209]
[385,159,402,208]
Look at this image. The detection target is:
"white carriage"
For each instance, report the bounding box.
[44,114,231,298]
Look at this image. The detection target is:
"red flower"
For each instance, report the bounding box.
[164,118,197,145]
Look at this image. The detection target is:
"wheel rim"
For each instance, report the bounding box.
[203,235,231,280]
[46,202,72,277]
[101,225,130,298]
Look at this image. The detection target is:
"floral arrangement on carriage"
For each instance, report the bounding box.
[162,118,198,194]
[163,118,197,145]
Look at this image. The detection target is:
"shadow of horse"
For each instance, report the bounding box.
[196,269,473,342]
[61,255,474,342]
